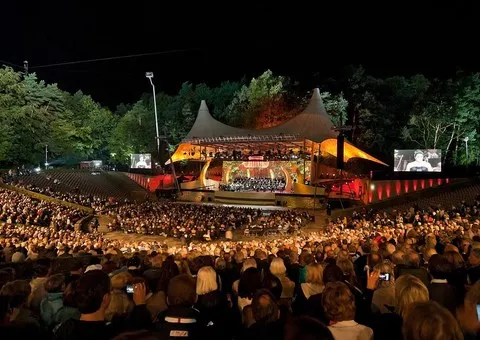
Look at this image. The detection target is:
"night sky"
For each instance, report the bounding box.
[2,1,479,107]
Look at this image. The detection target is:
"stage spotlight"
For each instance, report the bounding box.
[370,184,375,190]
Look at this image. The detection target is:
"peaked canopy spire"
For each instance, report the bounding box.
[257,88,338,142]
[184,100,248,140]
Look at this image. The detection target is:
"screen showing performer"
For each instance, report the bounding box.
[130,154,152,169]
[394,149,441,172]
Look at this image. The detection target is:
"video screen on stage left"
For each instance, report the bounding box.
[394,149,442,172]
[130,154,152,169]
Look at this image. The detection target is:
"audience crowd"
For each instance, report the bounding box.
[0,188,85,231]
[106,202,310,241]
[220,177,287,192]
[1,182,480,338]
[2,170,126,211]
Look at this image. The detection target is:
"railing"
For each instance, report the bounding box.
[185,134,300,144]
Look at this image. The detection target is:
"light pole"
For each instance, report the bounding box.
[464,136,469,163]
[145,72,161,157]
[145,72,180,193]
[45,144,48,168]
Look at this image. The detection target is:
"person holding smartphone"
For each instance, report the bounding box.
[371,263,395,314]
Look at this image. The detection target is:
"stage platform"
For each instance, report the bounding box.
[173,201,289,211]
[214,191,276,205]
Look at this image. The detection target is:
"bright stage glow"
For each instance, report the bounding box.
[222,160,311,185]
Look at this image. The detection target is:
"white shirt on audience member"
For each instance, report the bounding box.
[328,320,373,340]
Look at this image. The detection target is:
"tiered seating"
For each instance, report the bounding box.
[392,181,480,211]
[15,170,147,201]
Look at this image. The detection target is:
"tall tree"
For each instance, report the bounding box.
[224,70,288,128]
[321,92,348,128]
[454,73,480,165]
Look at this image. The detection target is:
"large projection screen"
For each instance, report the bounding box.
[394,149,441,172]
[130,154,152,169]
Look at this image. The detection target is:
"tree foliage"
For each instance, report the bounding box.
[2,65,480,168]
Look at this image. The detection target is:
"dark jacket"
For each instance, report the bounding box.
[54,319,116,340]
[448,267,468,306]
[429,281,457,314]
[287,263,301,287]
[54,305,151,340]
[372,312,403,340]
[194,290,233,339]
[303,293,328,324]
[241,319,284,340]
[154,306,203,339]
[354,255,368,290]
[468,265,480,285]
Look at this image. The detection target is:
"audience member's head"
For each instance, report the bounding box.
[403,301,463,340]
[374,262,395,287]
[306,263,324,286]
[73,270,111,315]
[428,255,454,280]
[251,289,279,324]
[395,274,429,318]
[444,250,465,270]
[45,273,66,293]
[262,273,282,300]
[322,282,355,322]
[241,258,257,273]
[157,258,180,292]
[391,251,405,265]
[336,258,356,285]
[0,280,31,308]
[269,257,287,276]
[196,266,217,295]
[323,264,344,284]
[239,267,262,299]
[423,248,437,263]
[469,248,480,267]
[166,274,196,307]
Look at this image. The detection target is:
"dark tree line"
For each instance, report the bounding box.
[1,66,479,167]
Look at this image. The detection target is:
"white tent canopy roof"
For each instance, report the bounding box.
[184,88,338,143]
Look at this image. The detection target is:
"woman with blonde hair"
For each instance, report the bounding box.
[293,263,324,315]
[373,274,429,340]
[194,266,232,337]
[395,274,429,318]
[336,258,359,288]
[105,272,133,322]
[196,266,218,296]
[270,257,295,299]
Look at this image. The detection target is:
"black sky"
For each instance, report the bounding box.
[2,1,479,107]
